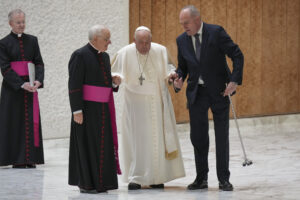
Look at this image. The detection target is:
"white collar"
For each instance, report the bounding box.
[12,31,22,37]
[89,42,102,53]
[198,21,203,35]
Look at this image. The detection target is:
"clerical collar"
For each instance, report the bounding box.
[11,31,22,37]
[89,42,102,54]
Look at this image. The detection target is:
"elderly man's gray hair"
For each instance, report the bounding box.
[134,26,152,40]
[182,5,201,17]
[8,9,25,21]
[88,25,107,41]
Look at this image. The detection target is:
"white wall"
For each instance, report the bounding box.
[0,0,129,139]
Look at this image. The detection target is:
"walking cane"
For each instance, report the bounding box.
[227,88,253,167]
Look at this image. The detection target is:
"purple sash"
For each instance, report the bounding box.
[82,84,121,175]
[10,61,40,147]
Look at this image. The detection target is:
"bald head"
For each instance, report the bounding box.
[179,5,201,36]
[181,5,201,18]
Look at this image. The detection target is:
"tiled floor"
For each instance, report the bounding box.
[1,114,300,200]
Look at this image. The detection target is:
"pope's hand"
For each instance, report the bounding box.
[112,75,121,86]
[168,72,178,84]
[174,77,183,89]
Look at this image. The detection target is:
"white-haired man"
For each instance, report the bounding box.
[0,9,45,168]
[111,26,185,190]
[172,5,244,191]
[68,25,121,193]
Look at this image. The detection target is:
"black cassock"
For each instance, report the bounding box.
[0,32,44,166]
[68,43,119,192]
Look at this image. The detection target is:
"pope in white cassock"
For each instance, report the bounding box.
[111,26,185,190]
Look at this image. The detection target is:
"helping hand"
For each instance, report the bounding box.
[174,77,183,90]
[112,75,121,86]
[168,72,178,84]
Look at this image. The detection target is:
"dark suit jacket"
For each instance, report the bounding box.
[176,22,244,104]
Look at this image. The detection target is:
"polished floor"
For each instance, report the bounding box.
[0,114,300,200]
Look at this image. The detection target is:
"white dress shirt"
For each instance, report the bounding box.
[191,22,204,85]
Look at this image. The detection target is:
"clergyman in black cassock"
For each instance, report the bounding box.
[0,9,45,168]
[68,25,121,194]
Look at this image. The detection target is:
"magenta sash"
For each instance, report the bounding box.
[82,84,121,175]
[10,61,40,147]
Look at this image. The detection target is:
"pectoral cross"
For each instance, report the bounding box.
[139,74,145,85]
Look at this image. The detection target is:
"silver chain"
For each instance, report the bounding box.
[136,50,149,78]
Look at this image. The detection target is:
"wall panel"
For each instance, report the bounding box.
[286,0,300,112]
[129,0,140,42]
[236,0,251,116]
[262,0,282,114]
[152,0,166,44]
[140,0,152,30]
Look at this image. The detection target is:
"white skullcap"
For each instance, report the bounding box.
[135,26,151,33]
[134,26,152,39]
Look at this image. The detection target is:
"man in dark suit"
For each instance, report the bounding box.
[171,5,244,191]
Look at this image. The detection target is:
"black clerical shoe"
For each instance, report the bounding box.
[26,164,36,168]
[12,164,27,168]
[128,182,141,190]
[79,188,98,194]
[219,181,233,191]
[150,184,164,189]
[96,189,107,193]
[187,179,208,190]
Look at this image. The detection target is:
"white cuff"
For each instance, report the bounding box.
[112,82,118,88]
[73,110,82,114]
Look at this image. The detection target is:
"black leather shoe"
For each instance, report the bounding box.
[128,182,141,190]
[187,179,208,190]
[150,184,164,189]
[79,188,98,194]
[219,181,233,191]
[12,164,27,168]
[27,164,36,168]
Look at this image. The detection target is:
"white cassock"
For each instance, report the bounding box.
[111,43,185,185]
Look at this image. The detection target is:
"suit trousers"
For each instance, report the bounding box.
[188,85,230,182]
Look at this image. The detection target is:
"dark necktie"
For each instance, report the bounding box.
[194,33,201,62]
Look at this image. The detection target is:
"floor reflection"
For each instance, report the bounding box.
[1,114,300,200]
